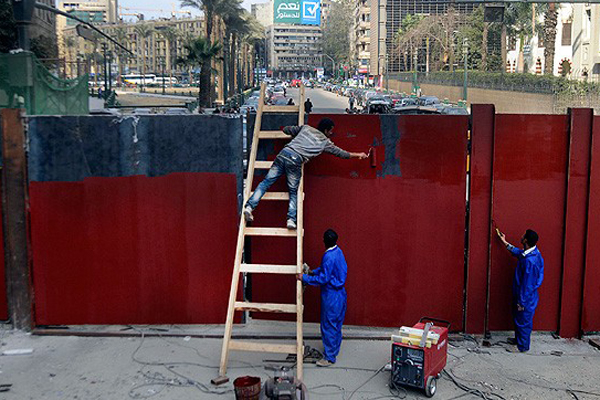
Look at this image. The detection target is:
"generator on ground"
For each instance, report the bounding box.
[391,317,450,397]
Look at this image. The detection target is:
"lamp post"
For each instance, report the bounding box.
[160,57,166,95]
[323,53,336,80]
[462,38,468,101]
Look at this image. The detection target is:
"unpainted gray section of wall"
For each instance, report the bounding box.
[27,114,244,196]
[379,115,402,177]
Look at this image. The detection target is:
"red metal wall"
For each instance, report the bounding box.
[488,114,569,331]
[582,116,600,333]
[29,173,238,325]
[250,114,469,329]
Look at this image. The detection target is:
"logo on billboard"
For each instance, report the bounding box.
[301,1,320,25]
[274,0,320,25]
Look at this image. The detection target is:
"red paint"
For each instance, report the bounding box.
[0,178,7,320]
[29,173,238,325]
[559,109,593,338]
[250,114,469,329]
[466,105,495,334]
[582,116,600,332]
[489,114,569,331]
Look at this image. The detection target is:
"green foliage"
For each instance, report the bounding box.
[0,0,17,53]
[394,70,600,95]
[31,35,58,60]
[322,0,353,65]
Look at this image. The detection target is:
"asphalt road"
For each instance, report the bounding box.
[286,87,350,114]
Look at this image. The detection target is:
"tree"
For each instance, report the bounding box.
[134,24,153,88]
[0,0,17,53]
[158,26,179,85]
[181,0,231,102]
[543,3,558,75]
[178,36,222,107]
[322,0,353,74]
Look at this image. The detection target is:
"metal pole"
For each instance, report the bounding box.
[162,60,166,95]
[103,43,108,97]
[463,38,468,101]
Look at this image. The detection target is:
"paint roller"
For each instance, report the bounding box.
[368,147,377,168]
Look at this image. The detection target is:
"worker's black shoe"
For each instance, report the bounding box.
[507,337,517,345]
[243,206,254,222]
[286,219,297,230]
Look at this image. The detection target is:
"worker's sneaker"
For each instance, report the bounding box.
[507,337,517,345]
[286,219,297,230]
[243,206,254,222]
[505,345,527,353]
[316,359,334,367]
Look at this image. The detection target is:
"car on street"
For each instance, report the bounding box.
[419,96,441,106]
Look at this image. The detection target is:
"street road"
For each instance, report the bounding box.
[286,87,349,114]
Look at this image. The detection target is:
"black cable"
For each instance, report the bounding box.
[346,364,387,400]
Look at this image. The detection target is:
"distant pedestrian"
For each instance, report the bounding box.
[349,96,355,110]
[304,98,313,114]
[288,98,295,105]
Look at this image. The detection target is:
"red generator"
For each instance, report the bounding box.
[391,317,450,397]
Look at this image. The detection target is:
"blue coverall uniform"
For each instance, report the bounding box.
[302,245,348,363]
[508,245,544,352]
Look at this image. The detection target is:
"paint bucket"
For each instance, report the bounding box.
[233,376,261,400]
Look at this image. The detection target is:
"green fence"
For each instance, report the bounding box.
[0,52,89,115]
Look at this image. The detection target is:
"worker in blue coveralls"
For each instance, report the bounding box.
[297,229,347,367]
[497,228,544,353]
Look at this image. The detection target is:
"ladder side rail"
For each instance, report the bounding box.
[218,82,267,377]
[296,84,306,380]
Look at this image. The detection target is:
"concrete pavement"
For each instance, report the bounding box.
[1,322,599,399]
[287,87,350,114]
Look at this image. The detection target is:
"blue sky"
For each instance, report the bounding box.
[118,0,269,21]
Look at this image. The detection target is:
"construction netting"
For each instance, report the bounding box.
[0,52,89,115]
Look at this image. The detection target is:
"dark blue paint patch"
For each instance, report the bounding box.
[379,115,402,177]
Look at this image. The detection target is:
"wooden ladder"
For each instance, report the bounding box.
[217,83,307,382]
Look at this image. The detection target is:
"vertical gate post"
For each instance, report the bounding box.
[1,109,33,330]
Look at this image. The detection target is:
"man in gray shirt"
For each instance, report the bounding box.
[244,118,367,229]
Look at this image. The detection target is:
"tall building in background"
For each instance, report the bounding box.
[57,0,120,62]
[370,0,474,75]
[265,0,324,78]
[31,0,58,52]
[353,0,370,76]
[252,1,274,28]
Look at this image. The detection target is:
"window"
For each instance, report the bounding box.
[365,29,370,37]
[562,22,572,46]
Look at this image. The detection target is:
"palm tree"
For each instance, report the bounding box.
[543,3,558,75]
[158,26,179,86]
[113,27,129,84]
[63,35,77,77]
[178,36,222,107]
[181,0,232,103]
[134,24,153,90]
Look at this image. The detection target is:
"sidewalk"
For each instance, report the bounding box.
[0,322,599,399]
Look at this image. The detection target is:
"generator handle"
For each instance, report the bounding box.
[419,316,451,329]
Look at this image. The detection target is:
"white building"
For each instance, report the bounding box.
[506,3,600,82]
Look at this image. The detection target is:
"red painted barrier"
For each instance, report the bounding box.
[488,114,569,332]
[30,173,238,325]
[466,105,495,334]
[582,116,600,333]
[250,114,469,329]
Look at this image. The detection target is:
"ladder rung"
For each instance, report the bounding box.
[263,105,300,113]
[245,227,297,237]
[229,340,299,354]
[259,130,289,139]
[234,301,298,313]
[258,192,289,200]
[254,161,273,169]
[240,264,297,274]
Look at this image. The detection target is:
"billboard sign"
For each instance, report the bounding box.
[274,0,320,25]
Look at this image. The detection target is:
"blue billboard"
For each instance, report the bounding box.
[274,0,321,25]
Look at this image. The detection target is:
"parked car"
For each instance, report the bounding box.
[164,108,191,115]
[272,85,286,97]
[419,96,440,106]
[400,97,419,107]
[392,105,441,115]
[438,106,469,115]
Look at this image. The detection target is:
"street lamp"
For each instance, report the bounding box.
[462,38,468,101]
[323,53,336,79]
[160,56,166,95]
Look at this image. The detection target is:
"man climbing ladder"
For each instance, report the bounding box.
[243,118,368,229]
